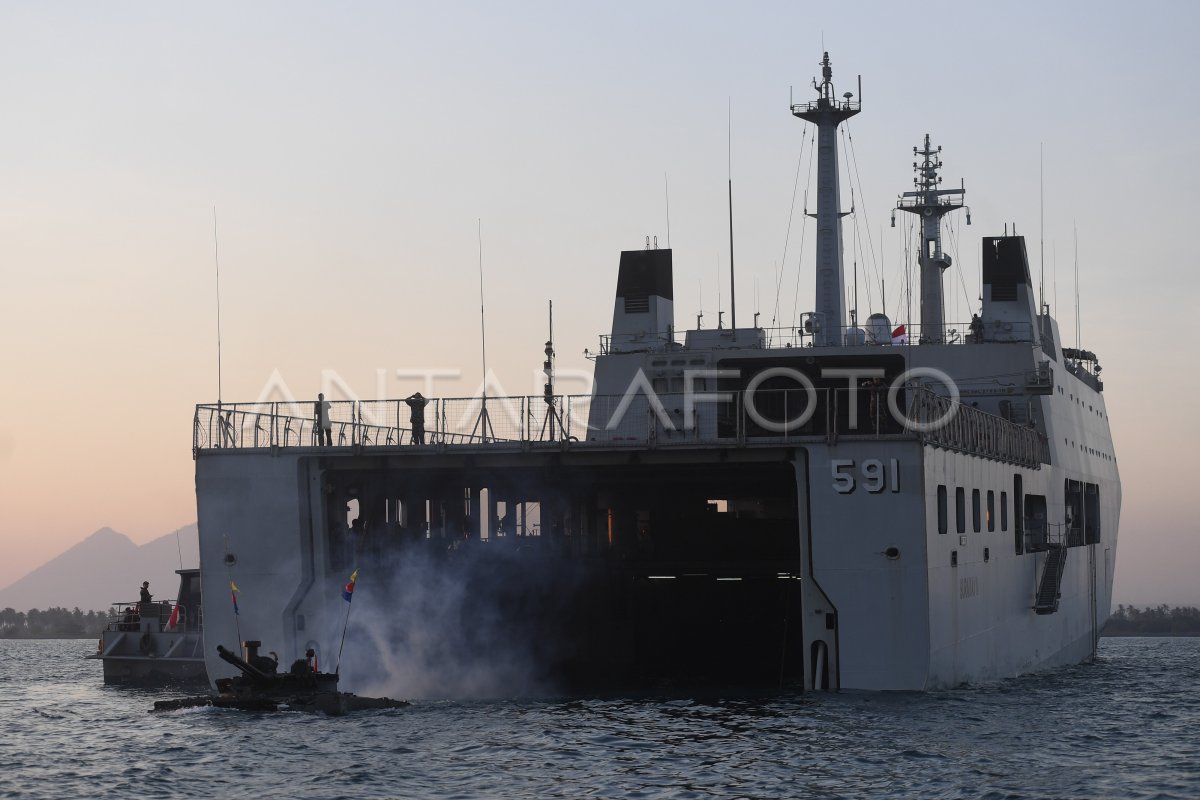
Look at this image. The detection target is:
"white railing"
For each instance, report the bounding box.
[597,321,1035,355]
[195,386,1048,468]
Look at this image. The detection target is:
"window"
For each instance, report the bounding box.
[956,487,966,534]
[937,486,948,535]
[1001,491,1009,531]
[1024,493,1048,549]
[972,489,981,533]
[1065,479,1083,547]
[1085,484,1101,544]
[987,490,995,532]
[1013,476,1024,555]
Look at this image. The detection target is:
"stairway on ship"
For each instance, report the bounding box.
[1034,544,1068,615]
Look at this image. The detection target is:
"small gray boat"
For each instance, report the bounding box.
[88,568,207,685]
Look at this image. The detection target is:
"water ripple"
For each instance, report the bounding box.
[1,638,1199,798]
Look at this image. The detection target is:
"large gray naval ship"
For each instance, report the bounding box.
[192,54,1119,691]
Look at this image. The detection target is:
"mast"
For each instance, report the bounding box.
[892,134,968,343]
[791,51,859,346]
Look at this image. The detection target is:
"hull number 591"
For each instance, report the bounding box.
[831,458,900,494]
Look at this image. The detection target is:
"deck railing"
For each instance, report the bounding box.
[597,321,1036,355]
[909,390,1050,467]
[104,601,202,633]
[195,385,1049,468]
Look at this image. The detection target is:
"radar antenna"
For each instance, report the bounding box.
[890,134,970,343]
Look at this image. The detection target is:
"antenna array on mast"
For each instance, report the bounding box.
[891,134,970,343]
[791,52,860,346]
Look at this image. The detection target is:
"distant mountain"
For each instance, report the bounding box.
[0,525,199,612]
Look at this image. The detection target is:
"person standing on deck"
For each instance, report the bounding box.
[405,392,429,445]
[315,393,332,446]
[137,581,152,620]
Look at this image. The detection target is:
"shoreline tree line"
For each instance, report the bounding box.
[0,607,111,638]
[1104,605,1200,636]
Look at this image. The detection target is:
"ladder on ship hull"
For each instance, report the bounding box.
[1034,543,1068,615]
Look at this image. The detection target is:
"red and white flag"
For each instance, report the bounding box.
[891,324,908,345]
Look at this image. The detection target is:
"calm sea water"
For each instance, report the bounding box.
[1,637,1197,799]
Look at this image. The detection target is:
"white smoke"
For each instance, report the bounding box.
[333,541,583,700]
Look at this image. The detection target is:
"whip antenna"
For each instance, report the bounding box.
[471,218,494,441]
[213,207,223,409]
[728,98,737,330]
[1040,143,1046,312]
[478,218,488,389]
[1074,221,1080,351]
[664,172,671,249]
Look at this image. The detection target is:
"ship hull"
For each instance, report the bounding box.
[94,653,208,686]
[89,629,207,686]
[194,409,1118,693]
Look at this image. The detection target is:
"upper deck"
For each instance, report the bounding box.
[194,384,1050,468]
[595,320,1036,356]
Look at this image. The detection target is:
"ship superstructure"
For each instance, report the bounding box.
[191,54,1119,692]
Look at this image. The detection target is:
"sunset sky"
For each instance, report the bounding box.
[1,2,1197,605]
